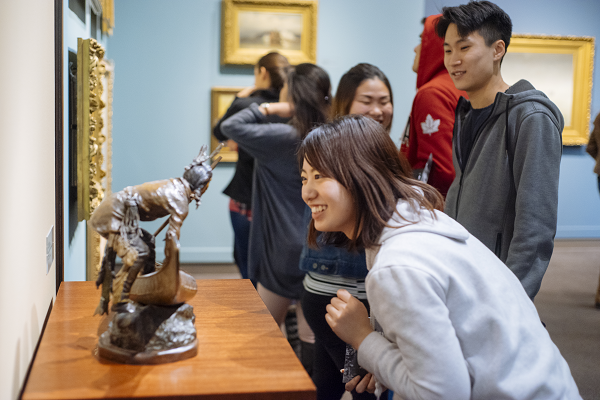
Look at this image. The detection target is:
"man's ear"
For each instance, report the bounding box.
[493,39,506,62]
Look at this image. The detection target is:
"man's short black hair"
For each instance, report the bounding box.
[435,1,512,50]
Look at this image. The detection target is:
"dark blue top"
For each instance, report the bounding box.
[298,206,368,278]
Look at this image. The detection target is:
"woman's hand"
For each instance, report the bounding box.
[345,373,378,393]
[236,86,255,98]
[325,289,373,350]
[258,102,293,119]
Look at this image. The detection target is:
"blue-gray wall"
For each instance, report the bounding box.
[107,0,425,263]
[425,0,600,238]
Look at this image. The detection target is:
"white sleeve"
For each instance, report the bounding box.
[358,266,471,400]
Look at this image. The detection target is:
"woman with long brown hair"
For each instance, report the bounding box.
[300,115,579,399]
[221,63,332,367]
[213,52,290,283]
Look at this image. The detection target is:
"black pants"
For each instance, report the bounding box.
[301,289,376,400]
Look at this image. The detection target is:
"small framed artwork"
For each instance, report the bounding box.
[221,0,318,66]
[502,34,594,145]
[210,87,246,163]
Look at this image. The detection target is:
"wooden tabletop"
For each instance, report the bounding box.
[22,280,316,400]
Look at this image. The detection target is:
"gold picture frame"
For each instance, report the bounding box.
[77,38,107,222]
[503,34,595,145]
[87,59,114,281]
[211,87,246,163]
[221,0,318,66]
[77,38,113,280]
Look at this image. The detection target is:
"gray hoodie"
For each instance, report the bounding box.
[445,80,564,300]
[360,199,580,399]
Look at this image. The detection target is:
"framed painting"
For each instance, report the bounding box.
[221,0,318,65]
[502,34,594,145]
[210,87,246,163]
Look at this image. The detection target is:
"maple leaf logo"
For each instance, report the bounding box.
[421,114,440,135]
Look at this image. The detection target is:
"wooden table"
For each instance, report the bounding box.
[22,280,316,399]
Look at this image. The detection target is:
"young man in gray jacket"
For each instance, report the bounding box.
[437,1,563,300]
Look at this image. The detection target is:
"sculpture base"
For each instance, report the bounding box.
[98,335,198,364]
[97,302,197,365]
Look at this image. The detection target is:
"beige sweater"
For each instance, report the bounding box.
[587,112,600,175]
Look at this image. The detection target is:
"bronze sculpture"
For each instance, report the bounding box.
[89,144,222,364]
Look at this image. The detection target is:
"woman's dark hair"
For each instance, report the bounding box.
[435,1,512,52]
[299,115,443,251]
[287,63,332,139]
[333,63,393,125]
[256,52,290,92]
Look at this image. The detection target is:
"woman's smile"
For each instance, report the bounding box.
[311,204,327,214]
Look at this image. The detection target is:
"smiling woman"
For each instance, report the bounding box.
[300,116,438,251]
[298,115,580,400]
[332,63,394,132]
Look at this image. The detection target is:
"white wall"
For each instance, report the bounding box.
[0,1,57,399]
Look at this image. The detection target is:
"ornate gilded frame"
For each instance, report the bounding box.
[210,87,246,163]
[221,0,318,65]
[87,59,114,281]
[503,34,594,145]
[77,38,113,279]
[77,38,106,221]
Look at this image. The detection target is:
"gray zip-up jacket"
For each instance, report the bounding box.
[445,80,563,300]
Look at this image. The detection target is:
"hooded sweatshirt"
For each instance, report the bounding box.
[445,80,564,300]
[401,14,467,196]
[358,199,580,400]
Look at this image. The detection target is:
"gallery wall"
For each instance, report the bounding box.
[0,1,57,399]
[424,0,600,238]
[107,0,425,263]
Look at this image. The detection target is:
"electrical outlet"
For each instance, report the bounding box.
[46,226,54,274]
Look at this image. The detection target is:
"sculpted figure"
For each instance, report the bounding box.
[90,146,218,315]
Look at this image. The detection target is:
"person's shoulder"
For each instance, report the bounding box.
[508,92,562,128]
[506,80,561,118]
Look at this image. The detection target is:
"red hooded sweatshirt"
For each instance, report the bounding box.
[401,14,467,197]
